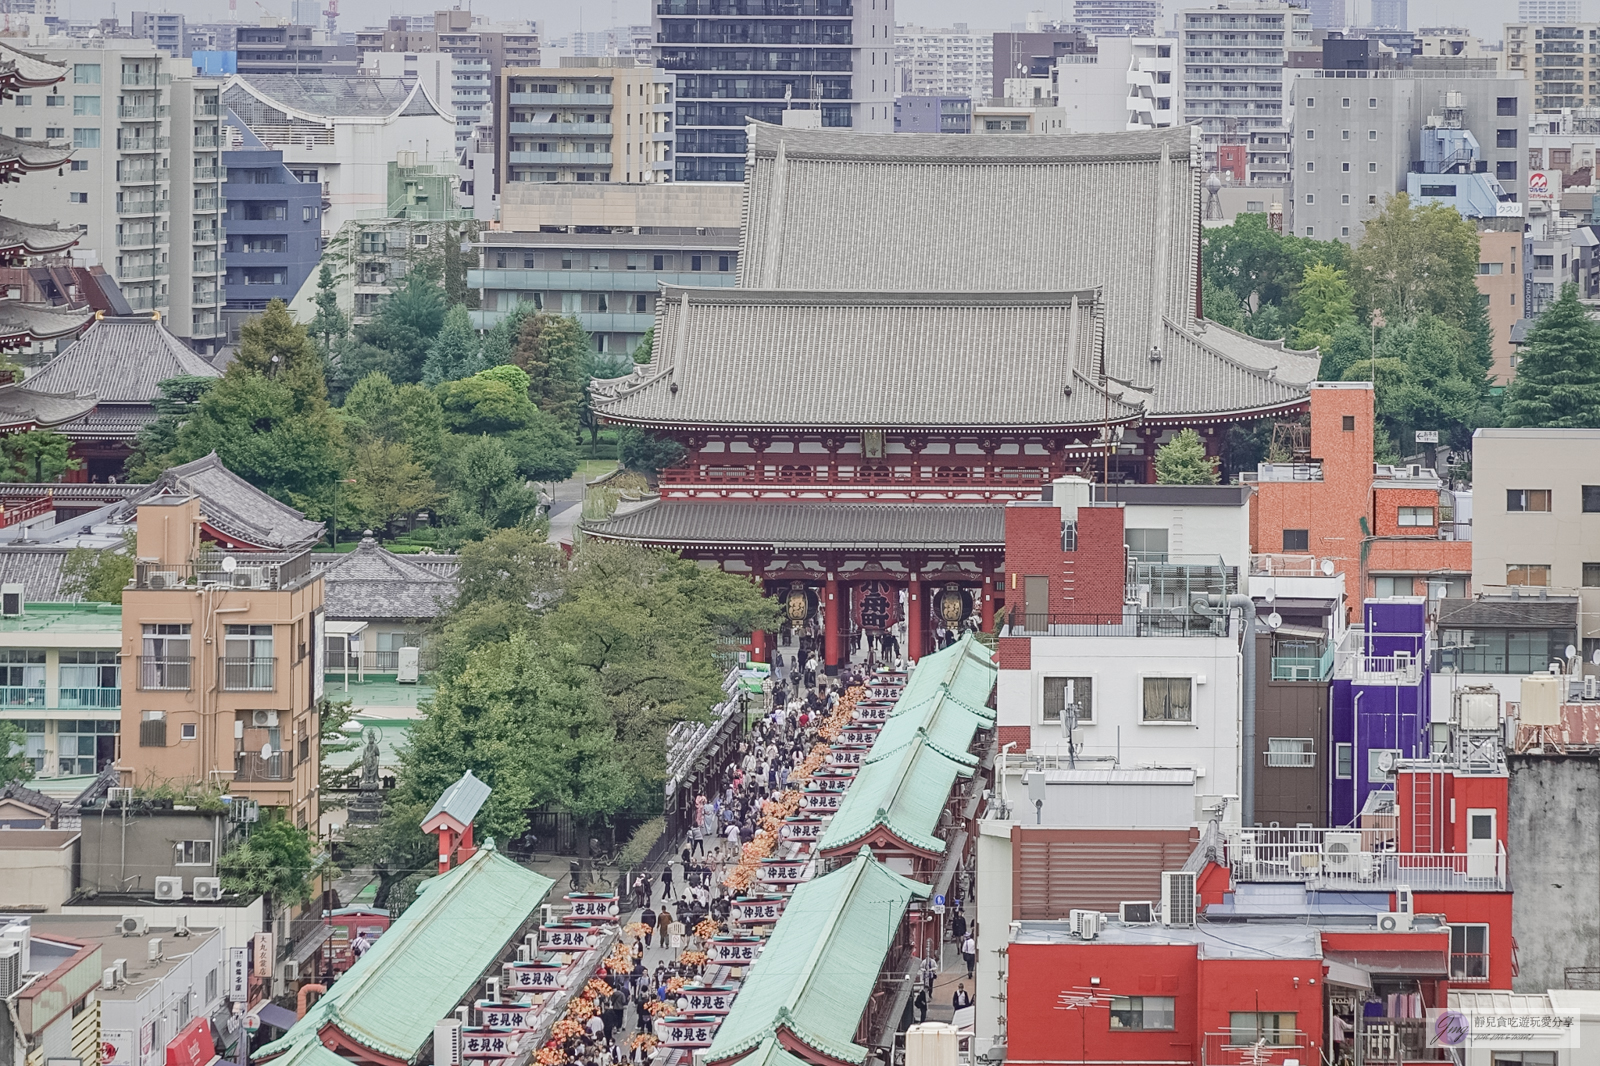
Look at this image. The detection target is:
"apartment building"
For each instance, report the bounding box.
[1072,0,1160,36]
[990,26,1095,101]
[498,58,672,187]
[234,21,360,76]
[1,41,226,348]
[1504,20,1600,110]
[892,94,971,132]
[1477,223,1524,383]
[474,181,742,354]
[0,602,124,783]
[1180,0,1313,169]
[221,121,324,340]
[656,0,895,182]
[130,11,185,56]
[120,495,324,827]
[1125,36,1179,129]
[1290,66,1530,242]
[893,23,992,99]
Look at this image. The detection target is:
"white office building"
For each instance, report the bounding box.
[894,23,993,100]
[1180,0,1312,169]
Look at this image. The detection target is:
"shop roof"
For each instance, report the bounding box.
[708,849,928,1066]
[1012,918,1323,960]
[0,601,123,644]
[256,846,552,1064]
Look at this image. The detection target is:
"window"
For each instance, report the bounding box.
[1305,96,1315,107]
[205,968,218,1006]
[1497,129,1518,148]
[1342,161,1350,172]
[1583,485,1600,512]
[180,722,197,740]
[1368,163,1377,174]
[72,128,98,149]
[68,191,87,203]
[1142,677,1192,723]
[45,95,63,108]
[143,622,192,689]
[1450,923,1489,982]
[60,649,119,708]
[1368,129,1377,140]
[1374,575,1414,597]
[1421,184,1457,198]
[1369,97,1377,108]
[12,95,28,105]
[1230,1013,1297,1046]
[12,127,29,138]
[1341,194,1350,205]
[1282,529,1309,552]
[635,294,648,313]
[1479,262,1504,275]
[174,839,214,865]
[73,63,100,83]
[1342,415,1355,431]
[1335,742,1353,779]
[1304,129,1314,139]
[1498,160,1518,181]
[1110,997,1175,1031]
[1305,194,1314,204]
[1342,130,1350,140]
[1397,507,1434,527]
[1507,489,1552,512]
[0,649,45,706]
[44,127,62,139]
[1497,97,1518,115]
[1507,564,1551,587]
[1043,676,1093,724]
[1125,527,1169,562]
[691,255,703,271]
[653,254,665,270]
[1341,97,1350,107]
[1266,737,1315,767]
[718,255,731,271]
[1305,227,1314,236]
[70,159,88,171]
[1305,161,1315,172]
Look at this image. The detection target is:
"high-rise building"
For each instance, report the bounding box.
[894,24,993,100]
[656,0,894,182]
[1180,0,1312,169]
[1125,36,1180,129]
[235,21,361,76]
[291,0,321,27]
[3,41,226,348]
[990,26,1095,101]
[221,123,325,340]
[1505,20,1600,109]
[1369,0,1407,29]
[1307,0,1347,29]
[129,12,185,55]
[1519,0,1584,21]
[499,58,673,187]
[1072,0,1160,36]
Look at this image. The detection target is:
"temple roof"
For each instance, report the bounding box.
[0,42,68,90]
[0,300,94,347]
[734,123,1317,422]
[31,316,220,403]
[593,287,1141,430]
[309,535,456,620]
[0,215,79,261]
[0,384,97,429]
[583,500,1006,551]
[116,453,326,552]
[0,133,74,175]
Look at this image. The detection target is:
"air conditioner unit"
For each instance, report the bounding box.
[148,571,183,590]
[1322,830,1365,873]
[1377,911,1414,932]
[1585,674,1599,701]
[101,966,118,990]
[174,915,191,937]
[1068,909,1097,936]
[113,958,128,983]
[284,960,299,981]
[1,583,22,618]
[0,947,18,999]
[1078,911,1101,940]
[485,976,500,1003]
[434,1019,463,1066]
[119,915,147,937]
[108,786,134,806]
[154,876,184,901]
[1119,901,1154,924]
[252,710,279,728]
[147,937,163,963]
[1395,884,1414,916]
[231,567,265,589]
[193,877,222,901]
[1161,871,1197,927]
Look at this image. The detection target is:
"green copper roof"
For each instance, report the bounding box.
[819,636,996,855]
[738,1036,817,1066]
[256,846,553,1063]
[708,849,928,1065]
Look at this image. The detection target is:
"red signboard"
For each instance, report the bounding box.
[165,1017,216,1066]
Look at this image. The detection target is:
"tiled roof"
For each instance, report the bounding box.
[309,536,456,620]
[0,133,73,171]
[0,548,78,601]
[31,317,220,403]
[0,42,68,88]
[583,500,1006,550]
[1436,596,1579,629]
[57,405,159,442]
[706,849,928,1066]
[0,780,62,817]
[422,771,490,830]
[0,301,94,346]
[226,74,435,121]
[594,287,1140,429]
[735,124,1316,421]
[821,636,995,856]
[256,847,553,1064]
[0,216,79,260]
[117,453,326,551]
[0,385,97,429]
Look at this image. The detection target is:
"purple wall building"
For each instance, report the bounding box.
[1329,598,1431,826]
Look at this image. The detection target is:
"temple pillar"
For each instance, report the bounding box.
[981,572,995,632]
[824,574,841,670]
[907,577,922,664]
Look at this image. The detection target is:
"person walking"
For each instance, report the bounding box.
[952,983,973,1010]
[640,905,657,949]
[913,986,928,1024]
[951,906,967,944]
[920,955,938,997]
[961,932,977,978]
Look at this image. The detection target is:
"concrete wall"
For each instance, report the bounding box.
[972,819,1013,1058]
[0,831,77,910]
[499,181,743,233]
[1507,755,1600,993]
[79,809,224,896]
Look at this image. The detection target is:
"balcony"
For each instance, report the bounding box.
[59,686,120,709]
[117,231,159,248]
[196,104,220,117]
[220,657,275,691]
[507,121,613,136]
[193,230,222,244]
[190,319,226,339]
[138,656,192,691]
[192,288,222,306]
[0,686,43,708]
[1229,829,1506,892]
[235,750,287,782]
[1239,460,1323,483]
[508,151,613,165]
[193,135,220,148]
[118,168,159,185]
[119,263,168,280]
[193,166,223,181]
[1269,647,1334,681]
[117,105,170,121]
[116,199,163,216]
[193,256,221,274]
[507,91,613,106]
[1001,608,1228,638]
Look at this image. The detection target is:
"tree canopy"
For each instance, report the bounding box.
[1154,428,1220,484]
[1503,283,1600,428]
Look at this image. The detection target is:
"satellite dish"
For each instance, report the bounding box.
[1320,558,1336,576]
[1267,612,1283,630]
[1263,587,1276,604]
[1593,649,1600,666]
[220,556,238,573]
[1568,644,1578,660]
[1377,750,1398,774]
[260,743,272,761]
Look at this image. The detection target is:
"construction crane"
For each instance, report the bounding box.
[323,0,338,37]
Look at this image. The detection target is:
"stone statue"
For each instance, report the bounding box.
[349,728,383,826]
[360,729,380,790]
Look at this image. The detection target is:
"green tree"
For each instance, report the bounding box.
[1154,428,1219,485]
[309,263,348,355]
[440,435,542,539]
[172,302,345,510]
[1503,283,1600,428]
[0,720,35,784]
[220,817,331,908]
[62,529,137,603]
[631,326,655,365]
[580,348,635,449]
[618,428,686,476]
[1318,320,1374,382]
[1350,193,1482,328]
[0,429,79,482]
[126,375,217,481]
[437,366,578,483]
[1201,276,1247,331]
[421,304,486,385]
[345,274,447,386]
[479,303,540,368]
[1343,314,1493,450]
[512,313,590,432]
[346,439,440,534]
[1290,262,1358,353]
[1202,212,1349,326]
[342,372,448,466]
